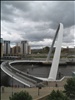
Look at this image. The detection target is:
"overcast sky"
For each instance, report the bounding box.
[1,1,75,49]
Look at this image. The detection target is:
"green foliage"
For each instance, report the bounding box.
[9,91,32,100]
[47,90,69,100]
[43,46,49,53]
[64,78,75,99]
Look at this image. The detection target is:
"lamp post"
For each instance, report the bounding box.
[36,84,42,96]
[38,87,40,96]
[12,75,13,96]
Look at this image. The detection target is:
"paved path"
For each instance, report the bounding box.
[1,61,42,87]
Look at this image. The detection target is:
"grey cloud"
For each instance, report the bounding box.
[63,33,74,43]
[1,1,30,22]
[1,1,31,12]
[22,30,55,42]
[1,14,14,23]
[8,1,31,12]
[29,1,74,28]
[1,2,15,22]
[13,22,55,42]
[1,1,75,48]
[1,1,75,28]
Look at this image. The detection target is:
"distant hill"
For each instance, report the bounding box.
[31,47,75,55]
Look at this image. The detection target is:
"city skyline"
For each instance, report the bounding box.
[1,39,31,56]
[1,1,75,49]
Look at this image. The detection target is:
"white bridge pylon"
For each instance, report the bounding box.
[36,23,63,81]
[47,23,63,81]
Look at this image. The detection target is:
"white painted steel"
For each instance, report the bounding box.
[46,24,60,62]
[48,23,63,80]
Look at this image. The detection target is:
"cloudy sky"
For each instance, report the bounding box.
[1,1,75,49]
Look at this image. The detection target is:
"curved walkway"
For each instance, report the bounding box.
[1,61,43,87]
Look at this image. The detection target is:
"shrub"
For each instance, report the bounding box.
[47,90,69,100]
[9,91,32,100]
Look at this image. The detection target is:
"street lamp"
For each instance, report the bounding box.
[36,83,43,96]
[12,75,13,96]
[38,86,41,96]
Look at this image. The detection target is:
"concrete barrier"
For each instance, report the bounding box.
[34,93,49,100]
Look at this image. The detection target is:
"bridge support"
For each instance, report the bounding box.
[47,23,63,80]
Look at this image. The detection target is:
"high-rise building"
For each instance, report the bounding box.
[28,45,31,54]
[20,41,28,56]
[3,41,10,55]
[11,44,20,56]
[0,38,3,58]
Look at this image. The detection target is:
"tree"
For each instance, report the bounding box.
[43,46,49,53]
[9,91,32,100]
[47,90,69,100]
[64,78,75,99]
